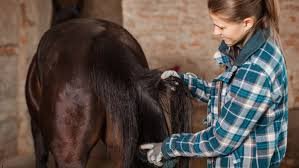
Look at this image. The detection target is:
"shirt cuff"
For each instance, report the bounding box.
[161,137,173,160]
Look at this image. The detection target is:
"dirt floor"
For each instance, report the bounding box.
[2,108,299,168]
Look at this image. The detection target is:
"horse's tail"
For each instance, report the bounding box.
[89,33,140,168]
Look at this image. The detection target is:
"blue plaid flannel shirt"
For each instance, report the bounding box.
[161,29,288,168]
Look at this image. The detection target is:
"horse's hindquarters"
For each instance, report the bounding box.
[26,18,154,168]
[41,81,105,168]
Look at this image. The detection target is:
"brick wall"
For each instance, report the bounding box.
[0,0,123,161]
[281,0,299,108]
[0,0,22,159]
[123,0,299,108]
[0,0,52,159]
[123,0,299,167]
[0,0,298,167]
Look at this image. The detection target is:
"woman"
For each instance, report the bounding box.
[141,0,288,167]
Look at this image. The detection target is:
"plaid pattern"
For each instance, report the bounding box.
[162,33,288,168]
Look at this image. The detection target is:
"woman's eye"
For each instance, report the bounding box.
[218,26,225,30]
[214,24,224,30]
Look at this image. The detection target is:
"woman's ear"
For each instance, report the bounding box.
[243,17,255,32]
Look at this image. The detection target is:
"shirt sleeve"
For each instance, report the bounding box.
[162,64,273,158]
[180,72,211,103]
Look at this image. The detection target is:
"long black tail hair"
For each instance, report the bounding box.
[137,70,192,168]
[88,24,192,168]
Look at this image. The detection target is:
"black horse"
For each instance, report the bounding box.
[25,18,192,168]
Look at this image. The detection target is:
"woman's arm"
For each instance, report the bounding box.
[180,72,212,103]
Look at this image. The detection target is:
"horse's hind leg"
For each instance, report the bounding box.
[50,136,92,168]
[105,119,124,168]
[105,112,138,168]
[49,125,92,168]
[31,120,49,168]
[48,94,102,168]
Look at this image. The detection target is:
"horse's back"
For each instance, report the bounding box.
[37,19,147,76]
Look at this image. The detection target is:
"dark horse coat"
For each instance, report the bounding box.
[25,19,192,168]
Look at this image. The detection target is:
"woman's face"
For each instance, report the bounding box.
[209,13,254,46]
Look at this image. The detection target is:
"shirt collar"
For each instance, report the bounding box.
[213,51,233,67]
[217,28,270,67]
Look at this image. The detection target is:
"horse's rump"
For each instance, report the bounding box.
[26,18,192,168]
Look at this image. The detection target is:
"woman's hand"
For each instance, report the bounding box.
[161,70,180,79]
[140,143,163,167]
